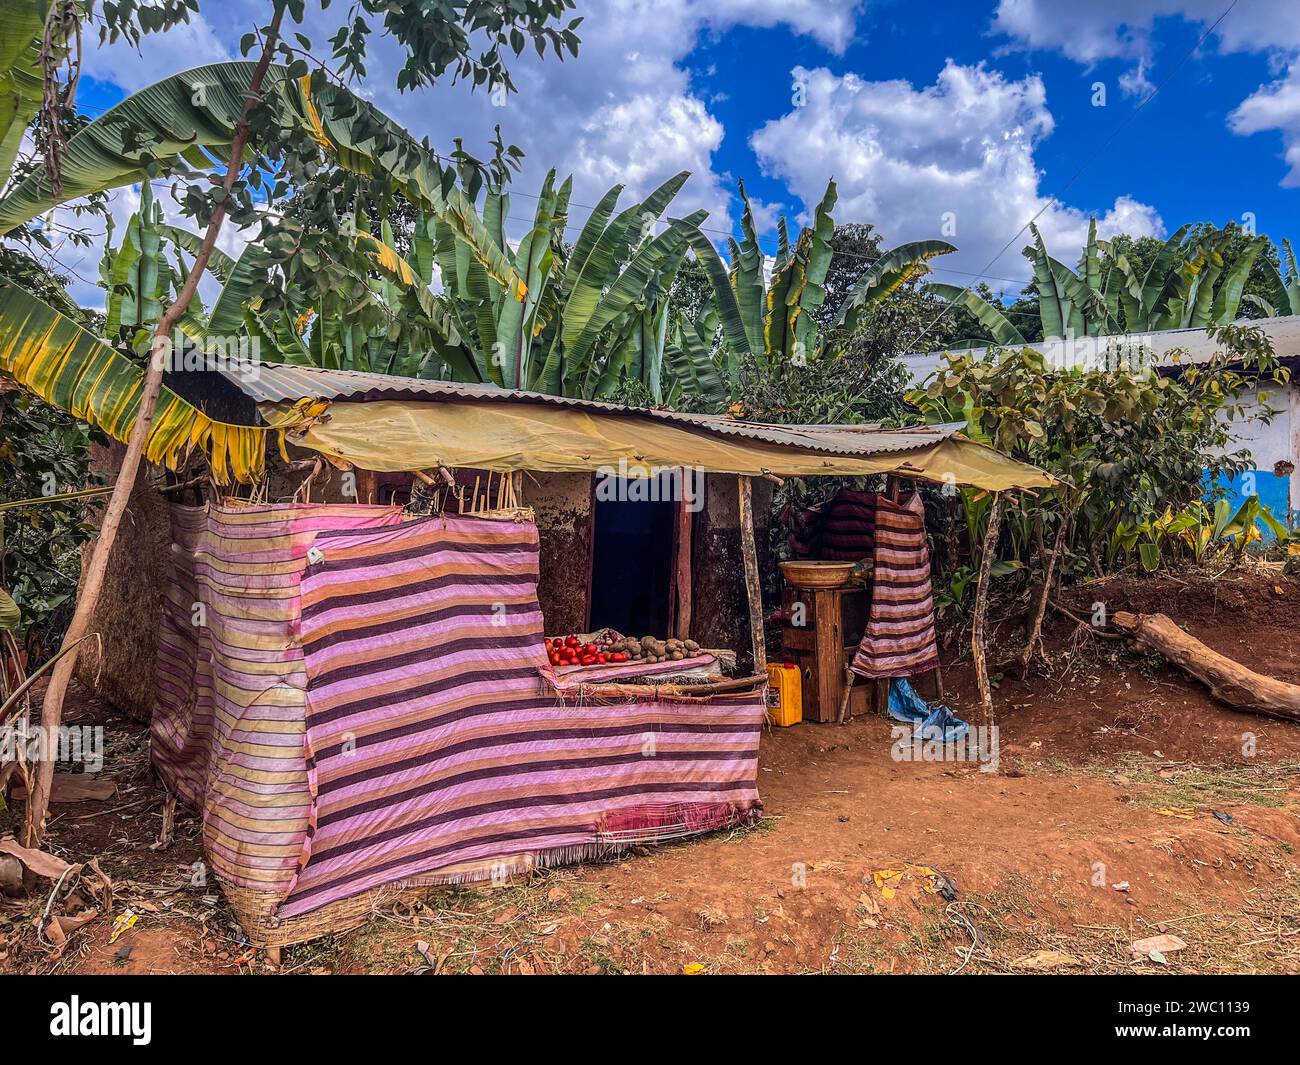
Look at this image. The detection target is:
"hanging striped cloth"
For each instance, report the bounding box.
[850,492,940,679]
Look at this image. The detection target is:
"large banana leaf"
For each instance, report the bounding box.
[0,282,268,482]
[0,585,18,631]
[571,211,705,394]
[1187,235,1228,328]
[686,227,752,384]
[557,172,687,353]
[765,180,838,363]
[795,179,837,350]
[833,239,957,332]
[1138,224,1192,323]
[0,0,48,182]
[665,313,727,406]
[158,224,238,285]
[104,181,171,341]
[1024,224,1074,338]
[926,283,1027,346]
[732,181,766,356]
[1210,236,1263,323]
[0,64,453,235]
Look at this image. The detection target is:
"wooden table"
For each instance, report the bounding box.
[779,582,885,723]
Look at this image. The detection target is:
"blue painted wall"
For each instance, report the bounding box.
[1204,469,1294,538]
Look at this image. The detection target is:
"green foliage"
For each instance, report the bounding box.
[911,323,1289,579]
[928,220,1286,345]
[694,181,956,423]
[0,388,100,648]
[1109,496,1290,571]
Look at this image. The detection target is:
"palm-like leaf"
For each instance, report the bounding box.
[834,239,957,332]
[0,282,267,482]
[0,64,453,235]
[0,0,48,182]
[926,283,1027,346]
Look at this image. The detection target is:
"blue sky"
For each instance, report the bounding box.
[51,1,1300,305]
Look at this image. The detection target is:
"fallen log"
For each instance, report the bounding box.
[1112,610,1300,723]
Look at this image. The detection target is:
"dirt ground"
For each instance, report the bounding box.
[2,573,1298,975]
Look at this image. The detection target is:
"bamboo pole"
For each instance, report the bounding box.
[971,491,1003,728]
[738,476,766,676]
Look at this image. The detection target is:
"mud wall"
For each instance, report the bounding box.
[525,473,593,635]
[73,441,172,722]
[692,473,774,672]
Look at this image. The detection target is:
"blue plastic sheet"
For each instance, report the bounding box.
[887,677,970,742]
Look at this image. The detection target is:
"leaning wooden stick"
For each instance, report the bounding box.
[971,492,1003,728]
[837,662,856,725]
[1112,610,1300,722]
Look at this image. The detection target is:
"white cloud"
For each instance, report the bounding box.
[81,15,231,93]
[991,0,1300,66]
[749,62,1163,288]
[1230,64,1300,187]
[991,1,1300,187]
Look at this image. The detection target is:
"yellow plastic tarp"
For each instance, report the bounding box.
[280,399,1055,490]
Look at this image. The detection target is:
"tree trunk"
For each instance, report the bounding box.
[738,476,766,677]
[1016,514,1066,678]
[24,14,284,846]
[971,492,1003,728]
[1112,610,1300,722]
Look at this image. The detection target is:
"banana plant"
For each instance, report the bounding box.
[694,178,955,389]
[0,280,270,481]
[1244,239,1300,317]
[1109,496,1289,570]
[929,220,1270,346]
[434,169,712,399]
[1113,224,1265,332]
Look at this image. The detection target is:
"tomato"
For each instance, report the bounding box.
[551,638,564,650]
[564,635,580,648]
[610,652,628,662]
[596,654,607,664]
[583,643,598,655]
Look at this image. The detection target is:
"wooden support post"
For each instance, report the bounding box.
[738,476,767,677]
[353,469,378,505]
[674,470,693,639]
[971,491,1003,728]
[837,662,855,724]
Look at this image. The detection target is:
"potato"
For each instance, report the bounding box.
[683,639,700,653]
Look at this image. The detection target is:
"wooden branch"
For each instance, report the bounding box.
[1112,610,1300,722]
[836,661,855,725]
[24,11,286,847]
[1017,515,1067,677]
[738,476,767,676]
[971,491,1003,727]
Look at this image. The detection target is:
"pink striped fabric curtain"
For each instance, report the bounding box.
[850,492,941,679]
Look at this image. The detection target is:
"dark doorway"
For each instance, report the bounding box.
[588,476,675,637]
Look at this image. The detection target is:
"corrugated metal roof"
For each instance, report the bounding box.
[217,363,959,459]
[904,315,1300,383]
